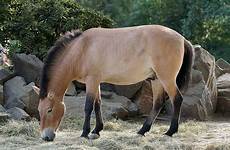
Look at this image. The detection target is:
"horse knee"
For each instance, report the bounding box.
[84,94,94,115]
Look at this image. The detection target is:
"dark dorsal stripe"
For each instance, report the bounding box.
[39,30,82,99]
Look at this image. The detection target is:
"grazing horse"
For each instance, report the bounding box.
[33,25,194,141]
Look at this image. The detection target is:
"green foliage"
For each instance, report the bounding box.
[0,0,114,60]
[7,40,22,58]
[79,0,230,62]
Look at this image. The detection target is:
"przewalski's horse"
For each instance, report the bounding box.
[33,25,194,141]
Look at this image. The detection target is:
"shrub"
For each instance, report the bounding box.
[0,0,114,60]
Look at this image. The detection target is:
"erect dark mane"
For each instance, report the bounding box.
[39,30,82,99]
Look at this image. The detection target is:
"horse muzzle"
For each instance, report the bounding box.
[41,128,56,141]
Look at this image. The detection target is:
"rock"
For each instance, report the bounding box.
[133,79,166,117]
[12,53,43,85]
[4,76,27,109]
[64,92,138,120]
[133,80,153,115]
[6,107,31,121]
[216,73,230,115]
[180,46,217,120]
[215,58,230,78]
[0,105,9,122]
[113,82,143,99]
[170,46,218,120]
[65,82,77,96]
[20,82,39,118]
[3,76,39,118]
[0,85,3,105]
[73,81,142,99]
[101,90,113,99]
[0,68,16,85]
[181,72,208,120]
[72,81,86,91]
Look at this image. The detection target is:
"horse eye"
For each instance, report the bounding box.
[47,108,52,113]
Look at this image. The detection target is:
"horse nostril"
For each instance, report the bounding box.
[42,136,54,141]
[42,136,50,141]
[42,128,56,141]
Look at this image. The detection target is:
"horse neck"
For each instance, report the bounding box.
[48,56,74,99]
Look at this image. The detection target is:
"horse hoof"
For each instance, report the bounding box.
[136,133,144,138]
[89,133,100,139]
[137,131,145,137]
[164,132,173,137]
[80,134,89,139]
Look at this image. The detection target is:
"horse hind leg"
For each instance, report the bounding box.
[165,89,183,136]
[138,79,165,136]
[159,78,183,136]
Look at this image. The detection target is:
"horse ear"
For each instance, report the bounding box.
[32,86,40,95]
[47,92,55,100]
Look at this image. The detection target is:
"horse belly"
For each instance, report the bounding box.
[102,60,153,85]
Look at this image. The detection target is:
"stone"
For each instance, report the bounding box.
[64,92,138,120]
[0,105,9,122]
[0,68,16,85]
[3,76,39,118]
[20,82,39,118]
[72,81,142,99]
[0,85,3,105]
[65,82,77,96]
[3,76,27,109]
[180,46,217,120]
[216,73,230,114]
[113,82,143,99]
[133,80,153,116]
[12,53,43,85]
[215,58,230,78]
[6,107,31,121]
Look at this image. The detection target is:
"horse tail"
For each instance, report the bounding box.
[176,39,194,92]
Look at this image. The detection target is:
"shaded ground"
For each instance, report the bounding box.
[0,117,229,150]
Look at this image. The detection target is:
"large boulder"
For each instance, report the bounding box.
[6,107,31,121]
[3,76,39,118]
[12,54,43,85]
[64,91,138,120]
[73,81,143,99]
[0,85,3,105]
[4,76,27,109]
[112,82,143,99]
[216,73,230,115]
[65,82,77,96]
[20,82,39,118]
[215,58,230,78]
[0,68,16,85]
[134,79,168,117]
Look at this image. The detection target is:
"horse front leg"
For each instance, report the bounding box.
[80,77,100,138]
[81,94,95,138]
[90,86,104,139]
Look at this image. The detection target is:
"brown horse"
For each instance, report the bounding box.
[33,25,194,141]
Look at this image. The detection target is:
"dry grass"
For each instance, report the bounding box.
[0,117,229,150]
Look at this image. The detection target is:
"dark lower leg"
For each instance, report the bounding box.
[138,98,164,136]
[165,91,183,136]
[92,100,103,135]
[81,94,94,138]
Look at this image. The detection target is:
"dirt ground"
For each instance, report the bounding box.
[0,116,230,150]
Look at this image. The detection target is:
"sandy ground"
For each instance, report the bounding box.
[0,117,230,150]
